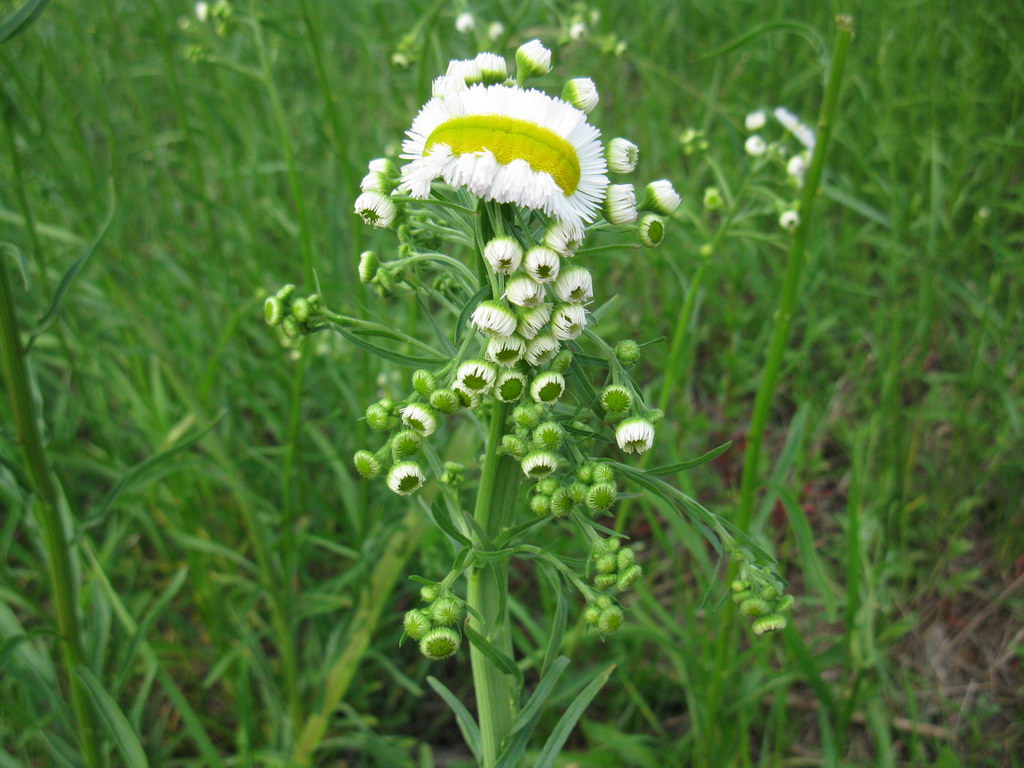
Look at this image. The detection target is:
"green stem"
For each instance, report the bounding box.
[467,400,519,767]
[0,261,101,768]
[735,17,853,531]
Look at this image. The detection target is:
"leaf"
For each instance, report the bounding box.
[773,483,837,620]
[76,665,150,768]
[464,625,523,687]
[497,656,571,768]
[327,324,447,367]
[533,663,615,768]
[426,676,481,763]
[648,441,732,475]
[0,0,52,44]
[0,243,30,289]
[427,497,471,547]
[538,566,567,678]
[116,567,190,690]
[30,178,116,345]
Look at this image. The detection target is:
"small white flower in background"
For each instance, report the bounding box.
[475,52,507,84]
[387,461,426,495]
[562,78,599,113]
[525,332,560,366]
[516,304,552,340]
[195,1,209,21]
[544,221,585,256]
[551,304,587,340]
[606,138,639,174]
[786,153,808,183]
[569,21,587,40]
[485,335,526,366]
[455,12,475,33]
[553,266,593,304]
[401,404,438,436]
[744,110,766,131]
[354,191,396,228]
[615,418,655,454]
[516,39,552,79]
[744,135,767,157]
[774,107,816,150]
[487,21,505,41]
[779,210,800,231]
[504,275,545,308]
[469,300,518,338]
[642,179,681,215]
[483,237,523,274]
[604,184,637,224]
[524,246,561,283]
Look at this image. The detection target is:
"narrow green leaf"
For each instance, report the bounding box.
[76,665,150,768]
[498,656,571,768]
[428,497,472,546]
[533,663,615,768]
[116,567,190,690]
[464,625,523,686]
[426,676,481,763]
[648,441,732,475]
[328,325,447,367]
[540,570,568,678]
[0,0,52,44]
[774,483,837,619]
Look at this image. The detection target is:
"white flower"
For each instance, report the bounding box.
[551,304,586,340]
[744,110,766,131]
[195,2,209,21]
[360,170,391,193]
[642,180,680,215]
[504,275,545,308]
[516,304,552,340]
[521,451,559,478]
[524,246,561,283]
[606,138,639,174]
[563,78,599,114]
[401,404,438,436]
[779,210,800,231]
[525,332,560,365]
[516,39,551,79]
[530,372,566,404]
[553,266,593,303]
[569,21,587,40]
[544,221,585,256]
[487,21,505,41]
[354,191,396,228]
[475,52,507,84]
[604,184,637,224]
[368,158,394,174]
[470,300,518,337]
[774,107,815,150]
[744,135,767,157]
[431,75,468,99]
[485,335,526,366]
[387,461,426,495]
[483,237,523,274]
[786,153,808,182]
[455,12,474,33]
[456,360,496,391]
[447,58,483,85]
[615,418,654,454]
[399,82,609,228]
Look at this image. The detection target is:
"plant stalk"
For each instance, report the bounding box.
[0,261,102,768]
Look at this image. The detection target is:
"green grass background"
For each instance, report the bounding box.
[0,0,1021,766]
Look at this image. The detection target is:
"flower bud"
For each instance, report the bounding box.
[392,429,423,459]
[281,316,302,339]
[594,573,617,589]
[600,385,632,414]
[761,585,778,600]
[731,579,749,593]
[550,349,573,374]
[486,335,526,367]
[495,370,527,402]
[521,451,559,479]
[775,595,795,613]
[569,481,589,503]
[744,134,767,157]
[440,461,464,486]
[741,598,770,618]
[387,461,426,495]
[643,180,681,215]
[604,183,638,224]
[530,494,551,516]
[752,614,787,635]
[703,186,723,210]
[544,221,585,256]
[429,597,463,626]
[429,388,460,414]
[276,284,296,302]
[530,372,566,405]
[638,214,665,248]
[475,52,507,84]
[456,360,497,392]
[549,487,575,517]
[576,463,595,483]
[403,609,431,640]
[353,450,382,479]
[264,296,285,326]
[483,236,523,274]
[583,604,602,626]
[745,110,767,131]
[598,605,623,633]
[596,595,613,609]
[412,369,436,396]
[512,404,542,429]
[401,404,438,436]
[365,403,393,430]
[420,584,440,603]
[616,564,642,591]
[420,627,461,660]
[562,77,599,113]
[606,138,639,174]
[525,332,561,366]
[524,246,561,283]
[731,589,754,604]
[537,478,559,496]
[354,190,397,228]
[616,548,635,571]
[595,554,617,574]
[615,417,655,454]
[515,39,551,82]
[614,339,641,367]
[533,421,565,451]
[502,434,529,458]
[779,210,800,231]
[591,464,616,485]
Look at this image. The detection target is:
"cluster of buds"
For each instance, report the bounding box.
[589,537,642,593]
[403,584,466,660]
[729,547,794,635]
[264,284,325,340]
[741,107,816,231]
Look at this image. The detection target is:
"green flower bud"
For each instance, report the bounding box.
[353,450,382,479]
[598,605,624,634]
[586,483,617,512]
[591,464,616,485]
[583,604,602,626]
[403,609,431,640]
[594,573,618,589]
[752,614,787,635]
[495,371,527,402]
[616,564,642,592]
[264,296,285,326]
[604,537,622,553]
[281,315,302,339]
[775,595,795,613]
[549,487,575,517]
[358,250,379,283]
[616,548,635,571]
[512,404,542,429]
[429,388,460,414]
[377,397,395,411]
[530,494,551,516]
[614,339,641,368]
[537,478,559,496]
[731,579,749,593]
[420,627,461,660]
[440,461,465,486]
[392,429,423,459]
[600,385,633,414]
[596,596,613,610]
[429,597,463,626]
[732,589,754,604]
[533,421,565,451]
[365,403,392,430]
[292,297,311,323]
[595,554,617,574]
[550,349,573,373]
[703,185,723,211]
[645,408,665,425]
[638,214,666,248]
[566,481,586,504]
[761,585,778,601]
[576,463,595,484]
[276,284,296,301]
[412,369,436,396]
[420,584,440,603]
[741,598,770,618]
[502,434,529,458]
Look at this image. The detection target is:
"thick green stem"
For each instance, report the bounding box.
[0,262,101,768]
[467,400,519,767]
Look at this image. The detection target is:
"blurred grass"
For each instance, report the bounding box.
[0,0,1021,766]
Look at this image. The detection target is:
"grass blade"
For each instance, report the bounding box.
[533,663,615,768]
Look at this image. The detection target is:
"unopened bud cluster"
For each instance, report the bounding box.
[403,585,466,660]
[729,548,794,635]
[264,284,326,340]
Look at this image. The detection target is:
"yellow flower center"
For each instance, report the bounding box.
[425,115,581,195]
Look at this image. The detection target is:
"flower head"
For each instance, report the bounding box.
[553,265,593,304]
[485,335,526,366]
[530,372,566,404]
[495,370,527,402]
[483,236,523,274]
[615,418,655,454]
[642,180,680,215]
[516,303,552,339]
[504,275,545,307]
[387,461,426,495]
[525,332,560,366]
[516,39,551,80]
[638,214,665,247]
[401,404,438,436]
[604,184,637,224]
[524,246,561,283]
[543,221,585,256]
[446,58,483,86]
[562,78,599,113]
[470,300,518,337]
[551,303,587,340]
[455,360,497,391]
[354,191,397,228]
[475,52,507,84]
[521,451,559,478]
[606,138,639,174]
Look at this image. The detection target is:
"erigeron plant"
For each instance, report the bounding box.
[267,40,789,766]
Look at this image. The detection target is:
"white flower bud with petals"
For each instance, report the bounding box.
[483,237,523,274]
[354,191,397,228]
[744,110,767,131]
[606,138,639,174]
[615,418,655,454]
[744,135,767,157]
[387,461,426,495]
[504,275,545,308]
[551,304,586,340]
[562,78,599,113]
[524,246,561,283]
[553,265,593,304]
[604,184,637,224]
[470,300,518,337]
[516,39,552,81]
